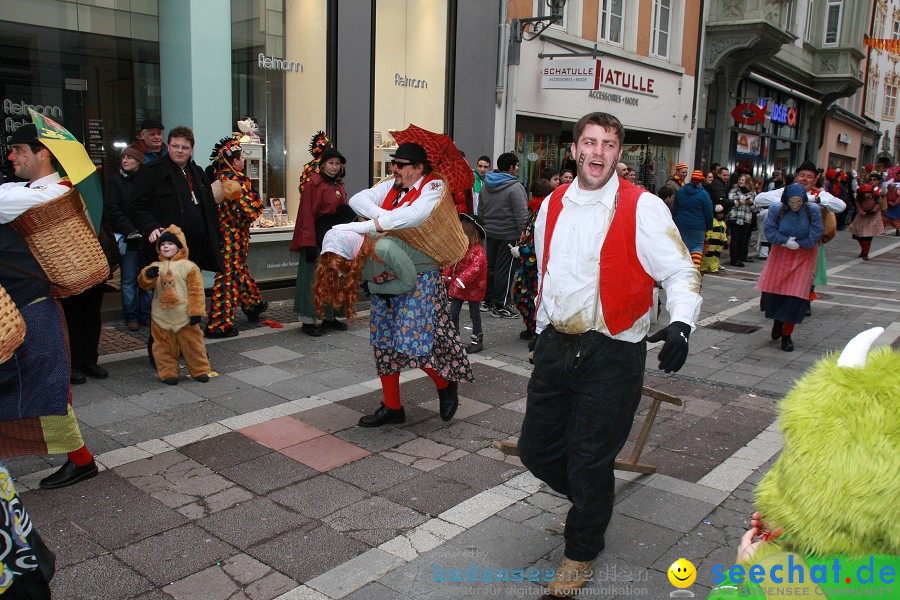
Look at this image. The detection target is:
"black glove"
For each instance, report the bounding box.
[376,292,396,308]
[190,316,202,326]
[126,231,142,241]
[145,266,159,278]
[647,321,691,373]
[305,247,319,263]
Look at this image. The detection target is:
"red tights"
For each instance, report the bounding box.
[380,368,449,410]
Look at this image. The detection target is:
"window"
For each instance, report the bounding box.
[805,0,814,43]
[893,19,900,39]
[883,82,896,120]
[651,0,671,59]
[823,0,842,46]
[538,0,568,31]
[866,70,879,116]
[780,0,796,33]
[873,4,885,38]
[598,0,624,45]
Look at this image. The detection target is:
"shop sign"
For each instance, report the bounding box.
[731,103,766,126]
[588,90,639,106]
[257,53,303,73]
[394,74,428,89]
[4,99,64,138]
[765,102,797,127]
[541,59,599,89]
[838,133,852,144]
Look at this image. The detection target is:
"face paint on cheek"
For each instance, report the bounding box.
[577,152,587,168]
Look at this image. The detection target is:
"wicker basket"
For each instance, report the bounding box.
[10,187,109,298]
[0,283,26,365]
[381,176,468,266]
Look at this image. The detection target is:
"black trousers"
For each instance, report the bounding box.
[60,283,105,369]
[519,327,646,561]
[730,223,752,263]
[484,236,516,308]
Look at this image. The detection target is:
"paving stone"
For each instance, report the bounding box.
[126,386,207,413]
[211,386,295,414]
[239,416,328,450]
[269,355,334,377]
[615,485,716,533]
[74,398,151,428]
[259,376,332,401]
[603,513,684,565]
[247,524,369,583]
[280,434,372,471]
[197,498,309,550]
[333,423,417,452]
[180,372,256,400]
[430,452,523,491]
[116,450,235,509]
[115,523,237,586]
[50,554,153,599]
[423,420,507,452]
[305,548,404,599]
[329,454,422,493]
[325,496,428,546]
[161,560,244,599]
[380,470,480,516]
[221,451,318,494]
[180,431,273,471]
[229,365,299,387]
[439,490,516,528]
[241,346,304,364]
[419,396,493,420]
[336,389,390,413]
[39,518,106,569]
[460,406,525,435]
[177,484,257,519]
[269,475,371,519]
[344,582,415,600]
[293,402,366,433]
[304,367,368,388]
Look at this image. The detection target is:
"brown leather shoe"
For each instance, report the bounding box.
[126,322,140,331]
[546,557,594,597]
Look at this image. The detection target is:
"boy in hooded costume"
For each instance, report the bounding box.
[139,226,212,385]
[708,328,899,599]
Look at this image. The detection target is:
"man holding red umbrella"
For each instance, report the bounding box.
[332,141,471,426]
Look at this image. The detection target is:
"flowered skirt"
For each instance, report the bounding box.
[371,271,474,382]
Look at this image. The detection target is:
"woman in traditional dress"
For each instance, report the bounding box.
[848,184,884,260]
[756,183,824,352]
[313,230,473,426]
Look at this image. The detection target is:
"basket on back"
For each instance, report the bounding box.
[10,187,109,298]
[378,176,468,266]
[0,283,26,364]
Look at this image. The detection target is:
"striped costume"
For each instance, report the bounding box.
[700,217,728,273]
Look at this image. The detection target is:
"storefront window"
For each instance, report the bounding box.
[231,0,327,223]
[0,20,160,179]
[373,0,448,182]
[729,80,803,178]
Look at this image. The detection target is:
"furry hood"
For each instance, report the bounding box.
[156,225,189,262]
[755,345,900,558]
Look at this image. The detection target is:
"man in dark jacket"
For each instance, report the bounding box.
[480,152,529,318]
[709,166,732,214]
[129,125,224,274]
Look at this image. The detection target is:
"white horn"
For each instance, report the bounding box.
[836,327,885,368]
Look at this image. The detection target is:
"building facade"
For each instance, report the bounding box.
[496,0,703,193]
[699,0,868,180]
[860,0,900,168]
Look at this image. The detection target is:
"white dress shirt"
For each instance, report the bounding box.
[348,175,444,231]
[755,187,846,213]
[534,177,702,342]
[0,173,69,224]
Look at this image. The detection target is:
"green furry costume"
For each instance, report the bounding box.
[708,344,899,599]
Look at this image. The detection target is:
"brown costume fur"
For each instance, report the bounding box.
[138,225,211,381]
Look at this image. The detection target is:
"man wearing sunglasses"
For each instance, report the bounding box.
[336,142,444,234]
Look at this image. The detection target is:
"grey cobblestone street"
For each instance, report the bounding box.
[7,232,899,599]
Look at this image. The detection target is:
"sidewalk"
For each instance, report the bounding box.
[9,231,898,599]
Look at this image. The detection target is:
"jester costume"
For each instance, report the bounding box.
[205,137,267,337]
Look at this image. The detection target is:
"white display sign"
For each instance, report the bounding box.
[541,59,600,90]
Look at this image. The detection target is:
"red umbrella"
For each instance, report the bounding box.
[389,125,474,195]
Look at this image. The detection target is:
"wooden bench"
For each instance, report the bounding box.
[492,385,682,474]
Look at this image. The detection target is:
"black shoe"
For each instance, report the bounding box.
[205,327,239,339]
[771,321,783,341]
[244,301,269,323]
[744,258,754,263]
[781,335,794,352]
[82,364,108,379]
[805,305,812,317]
[193,374,209,383]
[322,319,348,331]
[519,330,535,340]
[70,368,86,385]
[862,255,869,261]
[358,404,405,427]
[438,381,459,421]
[301,323,322,337]
[162,377,178,385]
[731,261,745,267]
[39,460,98,490]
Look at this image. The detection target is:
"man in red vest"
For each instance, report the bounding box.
[517,112,702,598]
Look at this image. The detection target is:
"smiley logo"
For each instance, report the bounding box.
[667,558,696,588]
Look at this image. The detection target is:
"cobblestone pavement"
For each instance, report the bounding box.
[7,232,899,599]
